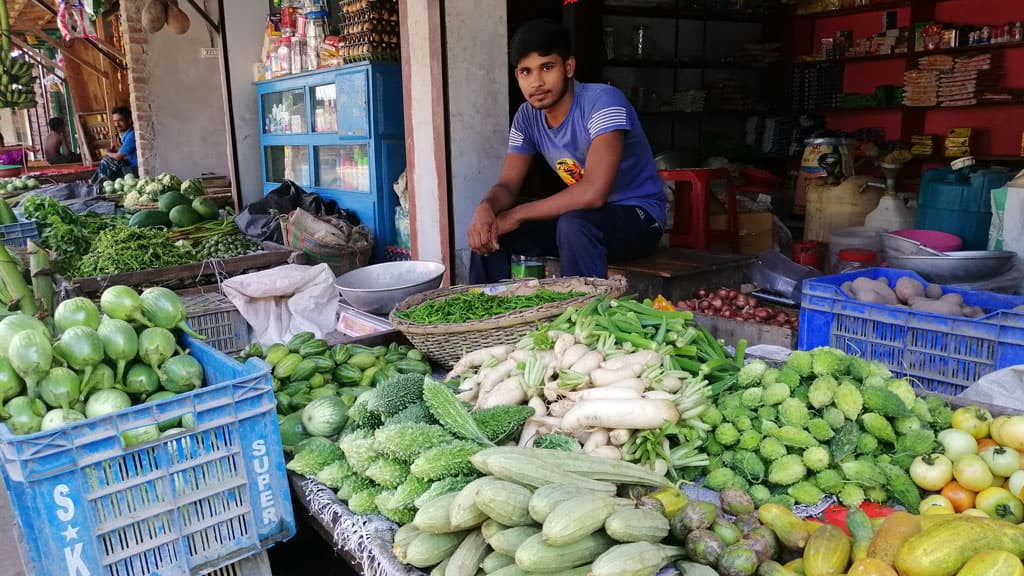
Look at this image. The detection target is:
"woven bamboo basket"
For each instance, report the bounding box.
[388,276,627,368]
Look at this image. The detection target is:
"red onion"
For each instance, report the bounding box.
[715,288,731,300]
[721,309,733,318]
[776,312,789,322]
[747,297,759,308]
[695,288,709,299]
[698,300,711,311]
[771,319,785,326]
[754,308,772,321]
[734,295,749,308]
[709,297,724,310]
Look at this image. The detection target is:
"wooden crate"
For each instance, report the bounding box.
[690,309,798,349]
[62,244,304,298]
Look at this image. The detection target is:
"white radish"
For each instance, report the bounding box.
[560,399,680,432]
[528,395,548,417]
[456,385,478,403]
[583,429,610,453]
[604,378,647,393]
[446,344,514,379]
[510,349,556,365]
[569,351,604,375]
[589,366,644,387]
[589,445,622,460]
[477,376,526,409]
[559,343,591,371]
[602,350,662,371]
[660,375,683,393]
[548,399,574,417]
[651,458,669,476]
[553,332,575,361]
[566,387,643,402]
[608,429,630,446]
[643,390,675,401]
[476,358,517,401]
[518,420,541,447]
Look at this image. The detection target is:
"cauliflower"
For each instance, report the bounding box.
[757,406,778,423]
[123,190,143,208]
[733,416,753,432]
[761,368,780,387]
[778,398,810,429]
[759,437,787,461]
[760,419,779,435]
[786,350,813,377]
[738,359,769,388]
[802,446,831,472]
[808,375,839,409]
[714,423,740,447]
[763,382,790,406]
[767,454,806,486]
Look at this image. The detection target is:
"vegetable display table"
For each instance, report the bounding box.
[289,472,426,576]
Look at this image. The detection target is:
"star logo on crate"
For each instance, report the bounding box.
[61,525,80,542]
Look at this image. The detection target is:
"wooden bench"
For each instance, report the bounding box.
[544,247,754,301]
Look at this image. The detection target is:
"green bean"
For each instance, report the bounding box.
[396,289,585,324]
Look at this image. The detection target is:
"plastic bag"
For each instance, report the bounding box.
[236,180,359,244]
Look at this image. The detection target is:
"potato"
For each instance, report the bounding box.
[840,281,854,296]
[851,277,899,306]
[909,298,962,316]
[962,306,985,318]
[1014,305,1024,312]
[894,277,925,304]
[939,293,964,306]
[925,283,943,299]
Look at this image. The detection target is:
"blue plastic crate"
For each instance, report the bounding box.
[799,268,1024,395]
[0,336,295,576]
[0,219,39,249]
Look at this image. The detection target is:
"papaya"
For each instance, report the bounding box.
[956,550,1024,576]
[758,504,809,551]
[846,558,897,576]
[866,511,920,567]
[802,524,850,576]
[894,516,1024,576]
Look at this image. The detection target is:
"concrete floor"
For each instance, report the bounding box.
[0,482,27,576]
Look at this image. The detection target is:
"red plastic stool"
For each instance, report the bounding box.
[659,167,739,252]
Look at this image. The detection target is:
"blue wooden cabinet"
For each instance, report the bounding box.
[256,63,405,262]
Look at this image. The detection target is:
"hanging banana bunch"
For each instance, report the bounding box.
[0,57,38,110]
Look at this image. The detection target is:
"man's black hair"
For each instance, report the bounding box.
[47,117,65,132]
[509,19,572,66]
[111,106,132,120]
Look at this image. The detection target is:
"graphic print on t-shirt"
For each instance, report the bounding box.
[555,158,584,185]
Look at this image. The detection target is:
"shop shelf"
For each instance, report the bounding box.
[799,268,1024,395]
[0,336,294,576]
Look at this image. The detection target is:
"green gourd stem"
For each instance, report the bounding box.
[0,0,9,57]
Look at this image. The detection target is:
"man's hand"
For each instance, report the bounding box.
[496,208,522,238]
[468,203,499,254]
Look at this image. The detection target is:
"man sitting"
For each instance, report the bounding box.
[90,105,138,187]
[43,116,82,165]
[468,19,666,282]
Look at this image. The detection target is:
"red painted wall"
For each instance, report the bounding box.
[801,0,1024,157]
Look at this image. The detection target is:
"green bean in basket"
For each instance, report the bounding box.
[395,289,586,324]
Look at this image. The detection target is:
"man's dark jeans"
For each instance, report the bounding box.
[469,204,662,283]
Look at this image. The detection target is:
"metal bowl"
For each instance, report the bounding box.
[886,251,1016,284]
[335,261,446,314]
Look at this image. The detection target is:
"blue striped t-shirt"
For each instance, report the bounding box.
[508,80,666,226]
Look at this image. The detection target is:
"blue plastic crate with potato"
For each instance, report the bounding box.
[799,268,1024,395]
[0,336,295,576]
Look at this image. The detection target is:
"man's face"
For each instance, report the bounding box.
[515,52,575,110]
[112,113,131,132]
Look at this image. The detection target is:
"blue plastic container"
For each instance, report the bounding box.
[0,336,295,576]
[0,218,39,249]
[799,268,1024,394]
[915,167,1013,250]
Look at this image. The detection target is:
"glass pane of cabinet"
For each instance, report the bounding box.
[265,145,310,185]
[262,89,307,134]
[316,145,370,192]
[312,84,338,133]
[337,70,369,137]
